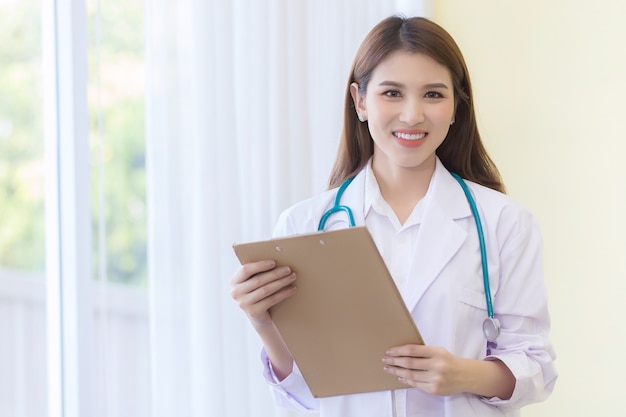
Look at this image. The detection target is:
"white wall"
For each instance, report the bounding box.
[435,1,626,415]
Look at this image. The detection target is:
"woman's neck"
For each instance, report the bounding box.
[371,158,436,224]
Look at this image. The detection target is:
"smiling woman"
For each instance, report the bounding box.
[229,15,555,417]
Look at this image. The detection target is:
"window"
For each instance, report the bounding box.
[0,0,150,415]
[88,0,147,287]
[0,0,48,415]
[88,0,151,415]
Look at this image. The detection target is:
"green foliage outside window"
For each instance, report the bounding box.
[88,0,147,286]
[0,0,147,286]
[0,0,45,271]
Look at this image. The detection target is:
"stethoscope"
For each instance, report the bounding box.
[317,173,501,343]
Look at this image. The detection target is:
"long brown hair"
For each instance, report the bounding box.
[327,16,505,193]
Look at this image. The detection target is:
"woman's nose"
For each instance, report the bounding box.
[399,98,425,125]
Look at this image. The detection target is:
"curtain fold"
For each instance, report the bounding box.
[145,1,430,416]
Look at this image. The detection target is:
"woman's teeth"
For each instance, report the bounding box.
[393,132,426,140]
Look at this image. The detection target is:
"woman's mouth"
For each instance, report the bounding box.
[393,131,427,147]
[393,132,427,140]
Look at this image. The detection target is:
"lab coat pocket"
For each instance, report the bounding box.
[458,287,487,311]
[455,287,488,358]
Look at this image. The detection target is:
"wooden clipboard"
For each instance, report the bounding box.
[232,226,424,398]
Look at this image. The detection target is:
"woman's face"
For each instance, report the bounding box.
[352,51,456,176]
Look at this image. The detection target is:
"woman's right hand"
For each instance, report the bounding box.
[230,260,297,329]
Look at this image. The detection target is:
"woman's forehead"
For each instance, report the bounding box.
[369,51,453,87]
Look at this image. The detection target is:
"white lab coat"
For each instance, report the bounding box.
[262,158,557,417]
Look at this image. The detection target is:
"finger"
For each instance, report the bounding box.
[231,264,291,300]
[245,271,297,304]
[382,356,429,371]
[385,366,454,396]
[245,282,298,316]
[234,271,296,310]
[230,260,276,285]
[386,344,434,357]
[383,364,430,389]
[236,265,294,296]
[383,363,426,378]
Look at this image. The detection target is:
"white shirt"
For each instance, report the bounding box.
[261,158,557,417]
[364,160,425,292]
[363,162,443,416]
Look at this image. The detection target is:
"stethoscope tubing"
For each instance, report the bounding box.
[450,172,495,319]
[317,176,356,231]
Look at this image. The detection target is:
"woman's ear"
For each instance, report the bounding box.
[350,82,367,120]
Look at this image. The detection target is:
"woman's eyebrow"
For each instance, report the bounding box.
[377,81,450,89]
[378,80,405,88]
[423,82,449,89]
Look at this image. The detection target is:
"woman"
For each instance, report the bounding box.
[231,15,557,416]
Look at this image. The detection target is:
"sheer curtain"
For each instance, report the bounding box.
[145,1,430,416]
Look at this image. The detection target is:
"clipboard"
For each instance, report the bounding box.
[232,226,424,398]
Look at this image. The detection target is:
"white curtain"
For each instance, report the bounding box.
[145,1,430,416]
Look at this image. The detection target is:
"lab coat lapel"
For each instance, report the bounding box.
[403,162,472,312]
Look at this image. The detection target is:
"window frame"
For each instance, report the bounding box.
[43,1,94,416]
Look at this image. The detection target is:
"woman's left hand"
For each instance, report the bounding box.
[382,344,469,396]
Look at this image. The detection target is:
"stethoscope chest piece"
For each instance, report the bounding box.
[482,317,501,343]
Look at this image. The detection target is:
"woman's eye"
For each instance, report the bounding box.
[425,91,444,99]
[384,90,401,98]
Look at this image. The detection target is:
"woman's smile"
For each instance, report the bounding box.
[393,130,428,148]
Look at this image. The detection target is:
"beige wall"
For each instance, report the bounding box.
[435,1,626,415]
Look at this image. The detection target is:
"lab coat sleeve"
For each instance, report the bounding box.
[272,208,295,237]
[481,207,558,408]
[260,349,320,412]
